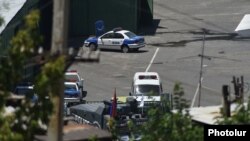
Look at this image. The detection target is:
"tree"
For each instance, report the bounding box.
[0,9,65,141]
[216,98,250,125]
[138,82,203,141]
[110,82,203,141]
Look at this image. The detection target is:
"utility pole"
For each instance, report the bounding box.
[232,76,244,103]
[48,0,69,141]
[197,28,206,107]
[222,85,231,117]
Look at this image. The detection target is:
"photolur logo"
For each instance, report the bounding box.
[208,129,247,136]
[204,125,250,140]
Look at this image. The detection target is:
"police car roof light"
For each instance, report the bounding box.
[138,75,145,79]
[138,75,157,80]
[66,79,77,82]
[150,75,157,79]
[68,70,77,72]
[112,27,123,32]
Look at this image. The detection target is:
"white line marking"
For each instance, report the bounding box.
[191,77,203,108]
[145,48,159,72]
[195,12,242,17]
[202,85,219,93]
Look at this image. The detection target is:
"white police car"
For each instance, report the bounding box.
[64,82,81,98]
[84,28,145,53]
[65,70,84,90]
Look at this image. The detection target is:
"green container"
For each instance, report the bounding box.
[68,0,153,37]
[0,0,153,51]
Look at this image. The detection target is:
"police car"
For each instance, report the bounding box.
[64,82,81,98]
[84,28,145,53]
[65,70,84,90]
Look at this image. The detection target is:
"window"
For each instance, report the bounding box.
[135,85,160,96]
[65,84,77,91]
[114,33,124,39]
[124,31,137,38]
[102,33,114,39]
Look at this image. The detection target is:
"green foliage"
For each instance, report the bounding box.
[89,135,98,141]
[216,97,250,125]
[0,9,43,92]
[107,117,118,140]
[138,82,203,141]
[0,9,65,141]
[108,83,204,141]
[173,82,189,112]
[11,9,42,55]
[0,10,42,141]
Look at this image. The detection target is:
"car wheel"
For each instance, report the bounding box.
[122,46,129,53]
[89,43,97,51]
[79,89,83,101]
[133,48,139,52]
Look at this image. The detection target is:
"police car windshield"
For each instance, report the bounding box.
[135,85,160,95]
[65,84,77,90]
[124,31,137,38]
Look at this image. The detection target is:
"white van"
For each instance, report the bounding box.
[130,72,163,96]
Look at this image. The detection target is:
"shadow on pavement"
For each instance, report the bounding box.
[138,19,163,36]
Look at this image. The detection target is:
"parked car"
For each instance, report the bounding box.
[64,82,81,98]
[65,70,87,100]
[14,82,38,102]
[65,70,84,89]
[84,27,145,53]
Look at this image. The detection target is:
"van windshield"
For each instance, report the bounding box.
[135,85,160,95]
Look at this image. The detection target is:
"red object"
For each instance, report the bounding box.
[111,88,117,118]
[139,75,145,79]
[66,79,77,82]
[150,75,157,79]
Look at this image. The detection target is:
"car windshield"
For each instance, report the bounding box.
[65,74,80,82]
[124,31,137,38]
[65,84,77,91]
[135,85,160,95]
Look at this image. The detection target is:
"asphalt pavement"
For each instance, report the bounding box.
[69,0,250,107]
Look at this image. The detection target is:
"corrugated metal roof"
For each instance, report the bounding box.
[0,0,26,33]
[189,103,248,125]
[189,105,222,125]
[35,121,112,141]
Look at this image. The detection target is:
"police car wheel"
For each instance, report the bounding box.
[122,46,129,53]
[133,48,139,52]
[89,44,97,51]
[79,89,83,101]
